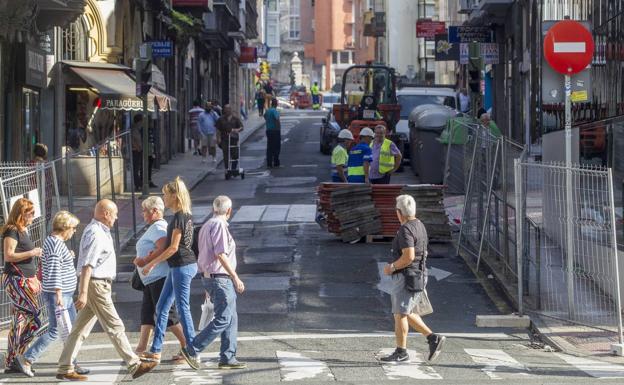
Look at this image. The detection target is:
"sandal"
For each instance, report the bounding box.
[171,351,185,363]
[138,352,161,363]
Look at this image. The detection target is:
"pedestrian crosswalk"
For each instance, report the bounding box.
[231,204,317,223]
[168,344,624,384]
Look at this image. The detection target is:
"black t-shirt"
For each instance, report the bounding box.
[3,228,37,277]
[390,219,428,274]
[166,211,196,267]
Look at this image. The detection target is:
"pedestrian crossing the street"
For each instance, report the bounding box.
[232,204,317,223]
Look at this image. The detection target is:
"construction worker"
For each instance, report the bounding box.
[347,127,374,184]
[370,125,402,184]
[311,82,321,110]
[332,129,353,182]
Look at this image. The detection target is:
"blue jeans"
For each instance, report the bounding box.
[150,263,197,354]
[24,292,76,363]
[192,277,238,363]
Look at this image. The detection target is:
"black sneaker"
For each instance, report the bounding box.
[380,349,409,363]
[427,334,446,362]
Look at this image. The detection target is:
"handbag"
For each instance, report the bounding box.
[55,305,73,342]
[130,268,144,291]
[413,289,434,316]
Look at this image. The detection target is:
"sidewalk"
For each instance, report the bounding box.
[114,114,265,258]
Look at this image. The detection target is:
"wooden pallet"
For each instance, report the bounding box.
[365,234,394,243]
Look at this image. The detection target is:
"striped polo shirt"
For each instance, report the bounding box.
[41,235,78,294]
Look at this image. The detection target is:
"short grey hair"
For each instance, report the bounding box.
[142,196,165,213]
[374,124,386,133]
[396,194,416,217]
[213,195,232,215]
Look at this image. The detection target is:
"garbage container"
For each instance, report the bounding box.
[408,104,456,183]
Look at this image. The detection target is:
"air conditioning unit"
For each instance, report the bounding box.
[345,39,355,48]
[458,0,478,14]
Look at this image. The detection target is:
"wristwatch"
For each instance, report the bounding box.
[390,263,396,272]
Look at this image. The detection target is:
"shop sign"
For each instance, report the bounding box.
[239,46,257,64]
[434,33,459,61]
[416,20,446,40]
[101,96,143,110]
[18,45,46,88]
[256,43,269,58]
[448,26,493,43]
[459,43,499,64]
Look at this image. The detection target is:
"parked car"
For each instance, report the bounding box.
[396,87,459,161]
[321,92,340,111]
[319,111,341,155]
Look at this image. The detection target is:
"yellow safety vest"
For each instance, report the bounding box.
[371,139,395,174]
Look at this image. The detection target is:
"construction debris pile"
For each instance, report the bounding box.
[317,183,450,242]
[317,183,382,242]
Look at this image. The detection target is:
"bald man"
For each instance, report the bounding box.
[57,200,157,381]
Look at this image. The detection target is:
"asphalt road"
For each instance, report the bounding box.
[5,110,624,384]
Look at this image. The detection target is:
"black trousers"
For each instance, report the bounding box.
[132,151,153,188]
[266,130,281,167]
[141,277,180,326]
[370,173,391,184]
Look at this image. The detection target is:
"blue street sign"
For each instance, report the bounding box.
[150,41,174,58]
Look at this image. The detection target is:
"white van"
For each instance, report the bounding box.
[396,87,458,159]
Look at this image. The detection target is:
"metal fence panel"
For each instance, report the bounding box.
[516,161,623,338]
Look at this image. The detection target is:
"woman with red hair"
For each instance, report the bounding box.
[1,198,43,373]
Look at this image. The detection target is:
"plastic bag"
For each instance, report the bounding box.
[413,289,433,316]
[198,296,214,331]
[55,305,72,342]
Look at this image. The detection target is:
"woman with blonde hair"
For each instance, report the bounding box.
[1,198,43,373]
[142,177,198,369]
[14,211,89,377]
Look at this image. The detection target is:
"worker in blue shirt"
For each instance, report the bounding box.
[347,127,374,183]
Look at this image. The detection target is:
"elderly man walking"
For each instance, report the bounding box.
[370,125,402,184]
[191,196,247,369]
[56,200,156,381]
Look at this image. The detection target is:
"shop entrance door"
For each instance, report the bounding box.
[23,88,40,159]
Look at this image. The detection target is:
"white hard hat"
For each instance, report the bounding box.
[360,127,375,137]
[338,129,354,140]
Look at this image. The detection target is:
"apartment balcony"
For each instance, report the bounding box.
[458,0,479,14]
[202,3,241,48]
[345,38,355,49]
[477,0,514,15]
[214,0,239,17]
[245,0,258,39]
[172,0,213,8]
[36,0,86,30]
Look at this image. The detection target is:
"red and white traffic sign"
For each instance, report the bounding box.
[543,20,594,74]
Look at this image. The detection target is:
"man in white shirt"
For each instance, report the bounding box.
[458,88,470,113]
[57,200,156,381]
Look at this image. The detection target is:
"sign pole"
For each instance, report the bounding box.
[564,72,575,319]
[140,44,152,198]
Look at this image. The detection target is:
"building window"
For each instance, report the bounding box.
[61,19,88,61]
[288,0,300,39]
[267,0,278,12]
[332,51,353,65]
[425,4,436,18]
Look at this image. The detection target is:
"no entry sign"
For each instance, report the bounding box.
[543,20,594,74]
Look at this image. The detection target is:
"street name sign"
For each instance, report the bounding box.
[151,40,174,58]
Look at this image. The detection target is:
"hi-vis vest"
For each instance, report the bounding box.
[371,138,395,174]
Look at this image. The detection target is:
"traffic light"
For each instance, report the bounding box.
[468,66,480,93]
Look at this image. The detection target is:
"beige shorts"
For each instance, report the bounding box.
[200,134,216,147]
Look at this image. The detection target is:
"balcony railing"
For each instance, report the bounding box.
[214,0,239,16]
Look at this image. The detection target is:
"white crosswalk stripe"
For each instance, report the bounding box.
[555,353,624,378]
[464,349,531,379]
[173,353,222,384]
[232,204,316,223]
[378,348,442,380]
[276,351,335,381]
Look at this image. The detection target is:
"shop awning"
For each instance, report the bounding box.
[60,61,177,112]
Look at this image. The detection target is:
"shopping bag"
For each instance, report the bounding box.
[413,289,434,316]
[55,305,73,342]
[198,297,214,331]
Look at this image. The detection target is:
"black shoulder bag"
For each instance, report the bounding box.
[130,268,144,291]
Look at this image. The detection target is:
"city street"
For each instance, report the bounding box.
[4,110,624,384]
